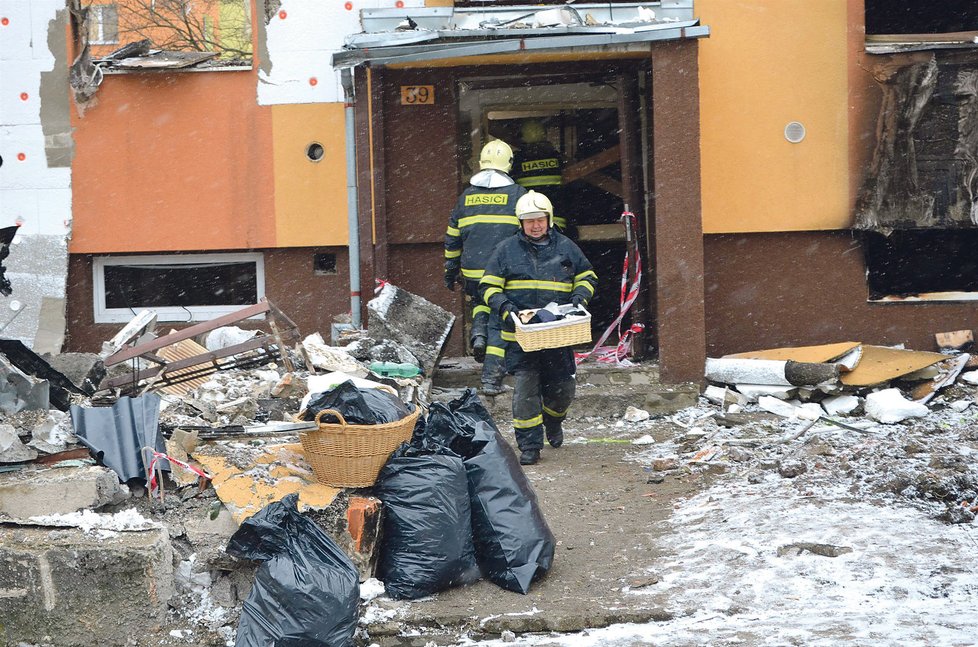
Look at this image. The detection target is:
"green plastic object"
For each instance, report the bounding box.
[369,361,421,378]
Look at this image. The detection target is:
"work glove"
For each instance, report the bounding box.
[444,270,459,291]
[571,294,585,308]
[501,302,519,322]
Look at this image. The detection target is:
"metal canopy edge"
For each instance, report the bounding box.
[333,24,709,68]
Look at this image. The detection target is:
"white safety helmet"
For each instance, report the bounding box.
[515,190,553,228]
[479,139,514,173]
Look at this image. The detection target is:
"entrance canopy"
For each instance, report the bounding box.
[332,1,709,68]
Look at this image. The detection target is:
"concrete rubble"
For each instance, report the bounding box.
[6,303,978,645]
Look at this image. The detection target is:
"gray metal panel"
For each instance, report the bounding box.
[333,26,706,68]
[70,394,164,482]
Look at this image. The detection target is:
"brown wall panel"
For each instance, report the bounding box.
[64,248,351,353]
[704,232,978,356]
[651,41,706,384]
[381,69,460,245]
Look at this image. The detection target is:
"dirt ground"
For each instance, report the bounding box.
[361,417,712,646]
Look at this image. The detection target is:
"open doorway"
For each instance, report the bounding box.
[457,70,653,355]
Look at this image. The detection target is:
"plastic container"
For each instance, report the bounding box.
[370,361,421,378]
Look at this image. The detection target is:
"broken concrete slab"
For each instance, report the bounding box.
[0,514,172,646]
[367,283,455,378]
[26,409,75,454]
[0,464,129,518]
[821,394,861,416]
[302,333,369,376]
[42,351,104,395]
[0,353,50,414]
[0,339,91,410]
[0,423,37,463]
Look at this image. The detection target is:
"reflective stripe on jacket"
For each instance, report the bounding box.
[479,229,597,327]
[444,181,526,279]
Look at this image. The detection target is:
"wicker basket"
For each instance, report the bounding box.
[513,304,592,352]
[295,406,418,488]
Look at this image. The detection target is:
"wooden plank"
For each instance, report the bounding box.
[581,172,623,198]
[562,144,621,184]
[576,224,626,242]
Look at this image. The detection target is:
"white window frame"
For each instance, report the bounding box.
[93,252,265,324]
[89,4,119,45]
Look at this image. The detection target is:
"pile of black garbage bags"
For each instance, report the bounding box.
[225,388,554,647]
[376,388,556,599]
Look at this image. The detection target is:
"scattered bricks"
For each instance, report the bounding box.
[652,458,678,471]
[0,524,173,646]
[346,496,382,580]
[271,372,306,398]
[0,465,129,519]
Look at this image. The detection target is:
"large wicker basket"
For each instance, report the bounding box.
[513,304,592,352]
[295,406,418,488]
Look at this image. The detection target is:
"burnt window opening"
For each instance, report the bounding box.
[863,230,978,299]
[313,253,337,275]
[865,0,978,35]
[94,253,264,323]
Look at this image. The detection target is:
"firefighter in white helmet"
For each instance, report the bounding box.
[479,190,597,465]
[445,139,527,395]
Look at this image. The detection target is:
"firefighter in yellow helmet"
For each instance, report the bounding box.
[444,139,527,395]
[479,190,597,465]
[512,119,569,232]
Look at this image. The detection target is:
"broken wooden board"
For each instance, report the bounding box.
[157,336,215,396]
[935,329,974,351]
[192,442,340,524]
[840,345,948,387]
[911,353,971,403]
[726,342,862,364]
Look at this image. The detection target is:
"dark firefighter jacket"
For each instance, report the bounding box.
[479,228,597,344]
[513,142,566,229]
[444,174,526,281]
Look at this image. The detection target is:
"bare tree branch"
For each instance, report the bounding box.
[107,0,252,59]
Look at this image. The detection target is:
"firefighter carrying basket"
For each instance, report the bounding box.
[294,406,418,488]
[513,305,592,352]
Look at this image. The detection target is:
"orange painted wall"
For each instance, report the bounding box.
[271,103,349,246]
[70,69,277,253]
[698,0,851,233]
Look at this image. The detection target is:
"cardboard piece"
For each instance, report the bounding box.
[840,345,947,387]
[726,342,862,364]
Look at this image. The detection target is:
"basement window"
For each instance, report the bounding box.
[93,253,265,323]
[864,230,978,301]
[865,0,978,35]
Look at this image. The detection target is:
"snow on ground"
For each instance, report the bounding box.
[442,393,978,646]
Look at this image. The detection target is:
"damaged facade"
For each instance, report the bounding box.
[0,0,977,384]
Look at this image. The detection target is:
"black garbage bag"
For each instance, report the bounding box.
[226,493,360,647]
[465,421,556,594]
[420,388,497,457]
[374,444,480,599]
[302,380,413,424]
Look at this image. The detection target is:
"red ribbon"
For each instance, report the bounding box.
[576,211,644,366]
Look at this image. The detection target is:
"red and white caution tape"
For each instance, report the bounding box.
[576,211,643,366]
[146,451,212,496]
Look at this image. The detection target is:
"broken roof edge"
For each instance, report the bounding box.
[332,24,709,69]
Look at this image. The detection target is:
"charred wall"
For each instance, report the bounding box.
[703,232,978,356]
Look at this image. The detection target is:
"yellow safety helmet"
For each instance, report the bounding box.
[515,190,553,228]
[520,119,546,144]
[479,139,514,173]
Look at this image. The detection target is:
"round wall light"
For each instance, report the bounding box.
[784,121,806,144]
